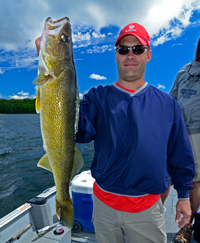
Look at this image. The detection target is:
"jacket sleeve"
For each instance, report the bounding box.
[169,73,180,100]
[75,91,98,143]
[167,100,195,199]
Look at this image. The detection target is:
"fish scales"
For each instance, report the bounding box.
[33,17,83,228]
[41,72,75,184]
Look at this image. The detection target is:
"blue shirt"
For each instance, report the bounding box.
[76,83,195,199]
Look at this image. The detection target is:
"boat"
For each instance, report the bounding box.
[0,170,198,243]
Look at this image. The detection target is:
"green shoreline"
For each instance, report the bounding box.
[0,99,36,114]
[0,99,83,114]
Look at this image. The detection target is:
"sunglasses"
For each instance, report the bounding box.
[116,45,149,55]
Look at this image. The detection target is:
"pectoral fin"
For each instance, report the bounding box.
[35,86,40,114]
[37,154,52,172]
[70,146,84,182]
[33,71,47,84]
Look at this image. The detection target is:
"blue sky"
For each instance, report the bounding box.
[0,0,200,99]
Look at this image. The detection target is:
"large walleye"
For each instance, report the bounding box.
[33,17,83,228]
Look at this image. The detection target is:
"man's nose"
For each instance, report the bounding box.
[127,48,135,58]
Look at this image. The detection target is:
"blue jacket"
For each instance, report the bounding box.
[76,83,195,199]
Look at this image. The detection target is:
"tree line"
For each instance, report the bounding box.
[0,99,36,114]
[0,98,83,114]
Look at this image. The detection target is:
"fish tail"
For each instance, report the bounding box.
[56,197,74,228]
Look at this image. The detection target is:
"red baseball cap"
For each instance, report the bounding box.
[115,23,151,49]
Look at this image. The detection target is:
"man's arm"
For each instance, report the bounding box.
[167,100,195,228]
[170,66,189,100]
[169,74,180,100]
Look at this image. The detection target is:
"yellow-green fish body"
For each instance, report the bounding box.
[33,17,83,228]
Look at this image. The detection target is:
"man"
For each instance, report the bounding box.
[35,23,195,243]
[170,37,200,243]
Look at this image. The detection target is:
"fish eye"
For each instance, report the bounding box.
[61,34,69,42]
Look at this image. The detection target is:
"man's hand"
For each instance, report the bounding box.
[35,37,41,56]
[175,199,191,228]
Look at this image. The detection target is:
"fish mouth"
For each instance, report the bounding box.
[44,17,70,36]
[45,17,53,23]
[45,17,69,25]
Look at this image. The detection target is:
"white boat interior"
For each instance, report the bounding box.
[0,170,198,243]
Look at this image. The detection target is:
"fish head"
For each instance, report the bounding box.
[34,17,74,83]
[41,17,73,59]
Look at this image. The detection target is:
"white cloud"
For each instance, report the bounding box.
[72,31,107,51]
[18,91,29,96]
[0,94,2,97]
[72,32,91,42]
[31,86,38,99]
[87,45,114,54]
[0,0,199,50]
[172,43,183,47]
[153,35,171,46]
[89,73,107,80]
[157,84,166,89]
[0,49,38,71]
[73,43,91,49]
[85,4,107,29]
[79,90,89,99]
[9,90,35,99]
[0,0,200,69]
[92,32,106,38]
[34,86,38,92]
[9,95,27,99]
[0,68,4,74]
[150,0,198,46]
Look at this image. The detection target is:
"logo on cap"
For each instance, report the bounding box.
[129,25,135,30]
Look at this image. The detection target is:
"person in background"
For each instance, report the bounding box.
[35,23,195,243]
[170,38,200,243]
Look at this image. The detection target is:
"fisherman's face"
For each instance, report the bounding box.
[115,35,152,83]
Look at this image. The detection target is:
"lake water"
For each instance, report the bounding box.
[0,114,94,219]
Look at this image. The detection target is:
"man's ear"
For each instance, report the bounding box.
[146,49,152,63]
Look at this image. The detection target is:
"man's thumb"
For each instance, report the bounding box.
[175,211,181,223]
